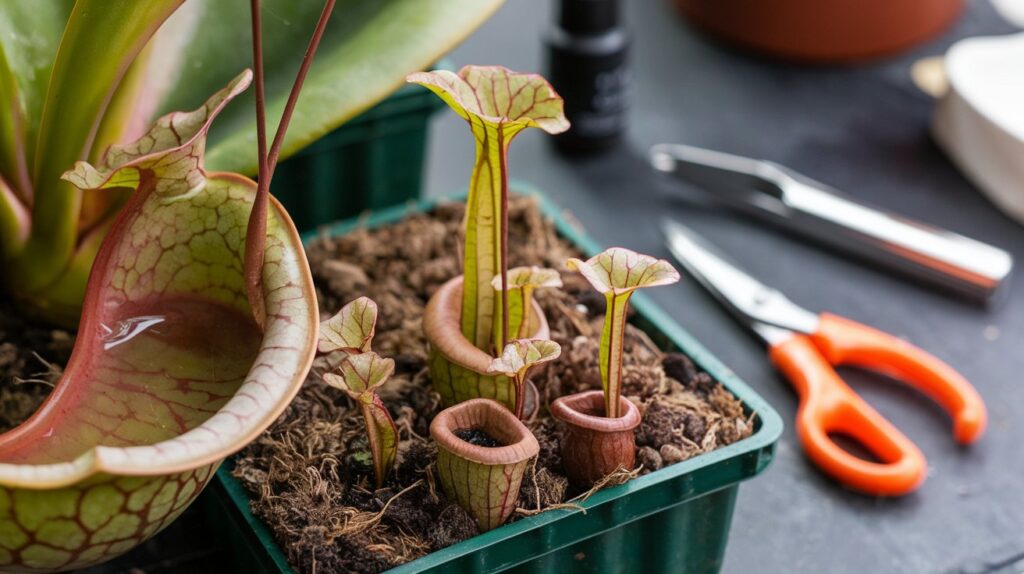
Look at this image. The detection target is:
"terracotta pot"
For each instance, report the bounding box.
[674,0,964,63]
[551,390,641,487]
[424,275,549,412]
[431,398,540,531]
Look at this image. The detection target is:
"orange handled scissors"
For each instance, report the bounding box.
[663,220,987,496]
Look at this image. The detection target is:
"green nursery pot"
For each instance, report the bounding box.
[204,188,784,574]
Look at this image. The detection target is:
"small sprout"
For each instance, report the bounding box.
[318,296,378,354]
[318,296,396,488]
[567,248,680,418]
[488,338,562,419]
[408,66,568,353]
[491,266,562,351]
[323,352,398,489]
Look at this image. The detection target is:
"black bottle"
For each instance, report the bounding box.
[546,0,630,153]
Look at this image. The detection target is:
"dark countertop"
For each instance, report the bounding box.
[423,1,1022,573]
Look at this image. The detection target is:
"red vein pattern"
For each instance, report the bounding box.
[0,71,317,571]
[408,66,568,402]
[431,399,538,531]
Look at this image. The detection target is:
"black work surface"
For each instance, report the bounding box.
[423,2,1023,573]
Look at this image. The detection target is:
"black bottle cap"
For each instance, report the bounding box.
[557,0,619,35]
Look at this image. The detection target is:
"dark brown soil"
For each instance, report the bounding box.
[0,299,74,432]
[233,196,755,573]
[454,428,503,447]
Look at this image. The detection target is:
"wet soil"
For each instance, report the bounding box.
[232,196,756,574]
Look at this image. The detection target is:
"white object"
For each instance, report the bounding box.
[991,0,1024,28]
[933,32,1024,224]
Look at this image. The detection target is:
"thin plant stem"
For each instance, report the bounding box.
[244,0,336,327]
[266,0,336,180]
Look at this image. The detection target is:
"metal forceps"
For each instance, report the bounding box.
[662,220,987,496]
[650,144,1013,303]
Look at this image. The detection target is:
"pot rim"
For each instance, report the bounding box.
[550,390,641,433]
[431,398,540,465]
[423,275,550,374]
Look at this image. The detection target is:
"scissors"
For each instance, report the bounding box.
[662,219,987,496]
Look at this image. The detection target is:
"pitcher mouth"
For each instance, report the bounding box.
[551,390,641,433]
[431,398,539,465]
[423,275,549,374]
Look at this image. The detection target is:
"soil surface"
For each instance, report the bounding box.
[454,427,503,448]
[0,299,74,432]
[232,196,755,573]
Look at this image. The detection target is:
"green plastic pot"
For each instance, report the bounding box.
[205,186,784,573]
[268,63,449,231]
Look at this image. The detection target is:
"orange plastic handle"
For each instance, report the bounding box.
[812,313,987,445]
[770,335,926,496]
[768,314,988,496]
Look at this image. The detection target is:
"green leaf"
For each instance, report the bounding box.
[318,296,378,354]
[567,248,679,417]
[148,0,505,175]
[491,265,562,349]
[17,0,183,291]
[0,0,72,186]
[0,175,26,258]
[409,66,567,352]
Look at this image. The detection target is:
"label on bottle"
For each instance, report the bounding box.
[549,40,630,147]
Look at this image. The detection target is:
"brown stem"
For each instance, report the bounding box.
[513,374,525,420]
[243,0,335,328]
[244,0,270,327]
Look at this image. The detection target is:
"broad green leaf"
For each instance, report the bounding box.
[491,265,562,349]
[409,66,567,352]
[0,43,29,202]
[567,248,679,417]
[324,351,395,396]
[149,0,505,175]
[0,0,72,185]
[18,0,183,292]
[323,350,397,488]
[318,296,378,354]
[0,175,26,257]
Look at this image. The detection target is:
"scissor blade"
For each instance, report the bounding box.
[661,219,819,338]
